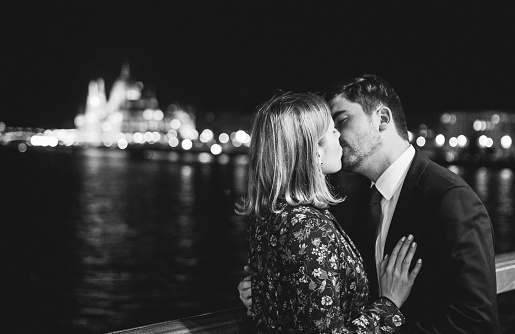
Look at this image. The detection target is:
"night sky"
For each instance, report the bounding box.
[2,1,515,129]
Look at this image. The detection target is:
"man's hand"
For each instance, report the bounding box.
[238,264,253,316]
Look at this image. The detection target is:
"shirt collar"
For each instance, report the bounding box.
[373,145,415,201]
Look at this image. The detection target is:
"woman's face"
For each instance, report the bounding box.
[318,118,343,175]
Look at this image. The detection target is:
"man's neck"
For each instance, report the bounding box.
[359,138,410,182]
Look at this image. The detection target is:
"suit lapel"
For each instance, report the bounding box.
[384,149,430,255]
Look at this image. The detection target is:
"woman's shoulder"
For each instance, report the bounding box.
[281,204,328,218]
[280,205,337,230]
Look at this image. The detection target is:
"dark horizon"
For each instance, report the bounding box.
[2,2,515,129]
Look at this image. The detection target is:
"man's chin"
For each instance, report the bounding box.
[341,158,361,172]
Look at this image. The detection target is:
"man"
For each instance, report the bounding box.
[239,74,500,333]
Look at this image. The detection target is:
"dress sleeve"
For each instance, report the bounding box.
[287,210,404,333]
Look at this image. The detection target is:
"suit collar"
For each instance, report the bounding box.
[399,147,430,195]
[384,147,430,254]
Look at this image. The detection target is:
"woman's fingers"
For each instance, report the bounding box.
[401,239,417,274]
[394,235,414,270]
[409,259,423,281]
[386,236,405,272]
[380,254,389,274]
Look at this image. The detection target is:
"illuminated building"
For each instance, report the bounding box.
[75,64,197,148]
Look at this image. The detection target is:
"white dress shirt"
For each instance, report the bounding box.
[372,145,416,277]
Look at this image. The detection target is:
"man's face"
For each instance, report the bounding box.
[328,95,382,172]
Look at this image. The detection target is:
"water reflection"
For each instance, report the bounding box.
[493,169,515,253]
[474,167,490,202]
[451,165,515,253]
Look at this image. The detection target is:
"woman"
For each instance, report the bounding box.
[238,92,422,333]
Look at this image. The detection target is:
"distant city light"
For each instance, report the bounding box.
[152,131,161,142]
[18,143,27,153]
[235,130,247,142]
[182,139,193,150]
[416,137,426,147]
[492,114,500,124]
[200,129,214,143]
[457,135,468,148]
[143,109,154,120]
[30,135,58,147]
[74,115,85,127]
[441,113,451,124]
[127,87,141,100]
[219,133,229,144]
[153,110,164,121]
[167,129,178,138]
[89,96,100,107]
[170,119,181,129]
[441,114,457,125]
[144,131,153,143]
[133,132,144,143]
[168,137,179,147]
[435,134,445,147]
[118,139,128,149]
[449,137,458,148]
[478,135,488,148]
[473,120,487,132]
[210,144,222,155]
[181,128,198,140]
[501,135,512,149]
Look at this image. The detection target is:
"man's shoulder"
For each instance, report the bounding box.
[412,151,470,191]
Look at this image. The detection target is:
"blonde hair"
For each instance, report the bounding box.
[238,92,343,220]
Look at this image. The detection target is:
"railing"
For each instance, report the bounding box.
[496,251,515,294]
[109,251,515,334]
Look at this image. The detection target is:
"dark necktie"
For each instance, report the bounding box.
[369,185,382,236]
[367,185,383,299]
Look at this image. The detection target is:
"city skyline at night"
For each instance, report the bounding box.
[2,2,515,129]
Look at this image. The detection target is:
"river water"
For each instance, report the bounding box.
[2,147,514,333]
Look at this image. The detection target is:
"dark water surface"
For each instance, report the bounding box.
[3,147,514,333]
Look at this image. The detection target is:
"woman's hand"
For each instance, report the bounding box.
[379,235,422,308]
[238,265,253,316]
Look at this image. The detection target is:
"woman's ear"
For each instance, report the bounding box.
[317,147,324,165]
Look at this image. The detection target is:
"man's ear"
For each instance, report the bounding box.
[378,107,391,132]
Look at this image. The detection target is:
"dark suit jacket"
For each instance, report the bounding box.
[332,148,501,333]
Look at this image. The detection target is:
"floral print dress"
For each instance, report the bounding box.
[248,205,404,333]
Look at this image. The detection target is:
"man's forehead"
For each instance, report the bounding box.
[329,96,353,110]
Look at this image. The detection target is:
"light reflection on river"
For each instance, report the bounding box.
[2,147,514,333]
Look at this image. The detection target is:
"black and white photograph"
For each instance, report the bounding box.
[2,2,514,333]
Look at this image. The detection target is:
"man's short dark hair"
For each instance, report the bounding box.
[324,74,409,140]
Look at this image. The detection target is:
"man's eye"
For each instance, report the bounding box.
[336,118,347,126]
